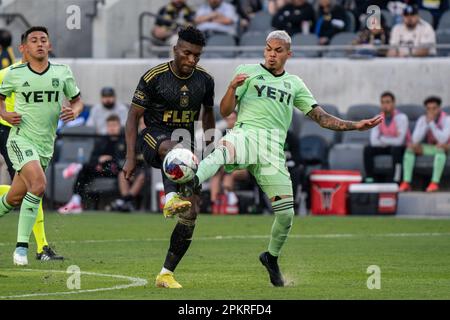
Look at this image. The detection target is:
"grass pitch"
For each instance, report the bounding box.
[0,212,449,300]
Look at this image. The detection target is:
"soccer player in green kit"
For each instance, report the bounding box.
[181,30,382,287]
[0,26,83,265]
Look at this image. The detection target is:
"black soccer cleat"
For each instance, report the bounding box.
[36,246,64,261]
[259,251,284,287]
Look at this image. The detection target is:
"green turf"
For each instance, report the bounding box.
[0,212,450,299]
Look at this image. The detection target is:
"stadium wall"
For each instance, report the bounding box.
[1,0,94,57]
[54,58,450,111]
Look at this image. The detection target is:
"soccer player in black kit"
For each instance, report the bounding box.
[123,26,215,288]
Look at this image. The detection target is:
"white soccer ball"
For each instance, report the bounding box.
[163,148,199,184]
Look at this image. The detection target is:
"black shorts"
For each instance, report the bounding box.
[138,127,171,169]
[0,123,15,180]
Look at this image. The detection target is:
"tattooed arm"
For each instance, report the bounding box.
[307,106,382,131]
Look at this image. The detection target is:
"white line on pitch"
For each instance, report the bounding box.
[1,232,449,247]
[0,269,148,299]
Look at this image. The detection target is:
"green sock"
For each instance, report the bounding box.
[196,146,231,184]
[0,194,13,218]
[268,198,294,257]
[17,192,42,244]
[431,151,446,183]
[402,149,416,183]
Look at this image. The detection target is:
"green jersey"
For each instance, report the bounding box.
[0,62,80,158]
[234,63,317,140]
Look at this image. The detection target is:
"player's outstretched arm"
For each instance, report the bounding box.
[308,106,382,131]
[123,104,145,180]
[220,73,248,117]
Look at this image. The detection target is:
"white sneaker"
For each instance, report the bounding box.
[58,201,83,214]
[13,247,28,266]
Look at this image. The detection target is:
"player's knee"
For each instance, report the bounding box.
[178,209,197,226]
[29,180,46,197]
[7,194,22,207]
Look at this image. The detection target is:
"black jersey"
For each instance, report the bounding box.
[131,62,215,133]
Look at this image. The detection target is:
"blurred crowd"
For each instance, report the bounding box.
[150,0,450,57]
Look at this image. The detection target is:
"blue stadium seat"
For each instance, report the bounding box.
[419,9,434,26]
[346,104,380,120]
[437,10,450,31]
[239,32,267,58]
[291,34,320,58]
[204,34,237,58]
[246,11,273,33]
[323,32,358,58]
[437,30,450,56]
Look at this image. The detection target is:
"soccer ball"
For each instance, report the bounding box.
[163,148,198,184]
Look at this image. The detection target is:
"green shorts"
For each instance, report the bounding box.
[221,127,293,198]
[7,133,51,171]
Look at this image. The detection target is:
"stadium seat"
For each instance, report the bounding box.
[437,10,450,31]
[204,34,237,58]
[320,104,341,117]
[328,143,366,175]
[443,105,450,114]
[397,104,425,132]
[291,34,320,58]
[323,32,357,58]
[246,11,273,33]
[45,162,76,204]
[345,11,356,32]
[299,135,329,165]
[239,32,267,58]
[57,140,95,164]
[346,104,380,120]
[437,30,450,56]
[419,9,434,26]
[299,117,338,146]
[381,9,394,28]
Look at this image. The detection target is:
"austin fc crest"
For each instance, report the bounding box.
[180,85,189,108]
[52,78,59,88]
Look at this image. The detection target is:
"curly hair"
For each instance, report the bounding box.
[177,26,206,47]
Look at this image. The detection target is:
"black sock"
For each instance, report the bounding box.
[122,194,133,202]
[163,222,195,272]
[266,252,278,263]
[16,242,28,248]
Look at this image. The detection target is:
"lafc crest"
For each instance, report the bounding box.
[180,85,189,108]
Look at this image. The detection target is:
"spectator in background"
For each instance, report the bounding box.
[364,92,409,183]
[194,0,239,38]
[0,29,15,69]
[271,0,316,36]
[388,5,436,57]
[353,13,390,57]
[151,0,195,46]
[400,96,450,192]
[315,0,348,45]
[267,0,288,15]
[231,0,264,32]
[58,115,126,214]
[209,111,249,214]
[86,87,128,134]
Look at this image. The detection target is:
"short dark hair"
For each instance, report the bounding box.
[177,26,206,47]
[23,26,49,42]
[381,91,395,101]
[106,114,121,123]
[424,96,442,106]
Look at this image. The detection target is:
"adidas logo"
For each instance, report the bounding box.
[256,75,265,81]
[22,81,30,87]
